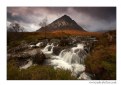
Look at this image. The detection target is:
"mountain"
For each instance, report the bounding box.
[37,15,86,32]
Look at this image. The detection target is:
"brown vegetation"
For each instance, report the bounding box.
[85,30,116,80]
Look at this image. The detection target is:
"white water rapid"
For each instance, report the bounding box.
[20,43,91,79]
[42,43,91,80]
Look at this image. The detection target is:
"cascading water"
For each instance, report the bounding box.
[41,43,54,58]
[20,42,91,79]
[59,49,80,64]
[42,43,53,52]
[42,43,91,80]
[20,43,91,80]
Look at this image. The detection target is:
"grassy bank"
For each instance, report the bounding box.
[7,59,76,80]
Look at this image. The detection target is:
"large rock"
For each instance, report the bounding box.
[29,49,46,64]
[8,49,46,66]
[7,52,31,67]
[53,46,63,55]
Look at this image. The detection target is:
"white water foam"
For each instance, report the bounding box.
[42,43,91,79]
[36,42,42,47]
[42,43,54,58]
[20,43,91,79]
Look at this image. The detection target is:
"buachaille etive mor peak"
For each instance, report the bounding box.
[37,15,86,32]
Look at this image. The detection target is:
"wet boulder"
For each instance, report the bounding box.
[53,46,63,55]
[8,49,46,66]
[29,49,46,64]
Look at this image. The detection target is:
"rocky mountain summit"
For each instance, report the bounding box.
[37,15,85,32]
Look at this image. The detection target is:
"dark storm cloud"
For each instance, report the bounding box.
[44,7,68,13]
[7,7,116,32]
[73,7,116,20]
[7,12,25,23]
[7,11,39,24]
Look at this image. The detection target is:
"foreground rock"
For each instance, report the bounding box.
[29,49,46,64]
[8,49,46,68]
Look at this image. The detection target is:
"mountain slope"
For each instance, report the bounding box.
[37,15,86,32]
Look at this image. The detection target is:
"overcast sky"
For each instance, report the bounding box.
[7,7,116,32]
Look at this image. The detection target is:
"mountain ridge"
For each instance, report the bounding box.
[37,15,86,32]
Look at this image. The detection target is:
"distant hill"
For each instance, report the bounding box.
[37,15,86,32]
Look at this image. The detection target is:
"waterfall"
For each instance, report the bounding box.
[58,43,86,64]
[59,49,80,64]
[17,37,93,80]
[19,42,91,79]
[42,43,52,52]
[41,43,91,79]
[40,43,91,79]
[42,43,54,52]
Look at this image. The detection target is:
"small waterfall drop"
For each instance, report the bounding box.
[59,49,80,64]
[58,43,86,64]
[42,43,54,52]
[42,43,91,79]
[42,43,52,52]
